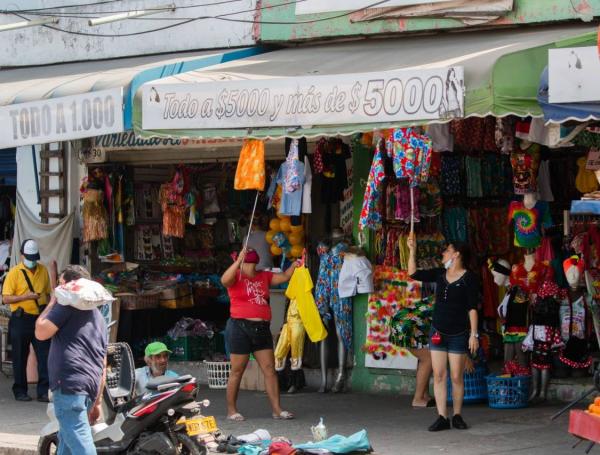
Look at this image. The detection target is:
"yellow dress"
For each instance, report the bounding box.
[575,156,598,194]
[274,266,328,371]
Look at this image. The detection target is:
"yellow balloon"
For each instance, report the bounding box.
[289,232,304,246]
[279,218,292,232]
[290,224,304,233]
[265,230,277,244]
[290,245,304,258]
[270,244,282,256]
[269,218,281,231]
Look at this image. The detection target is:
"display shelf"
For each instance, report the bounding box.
[569,410,600,444]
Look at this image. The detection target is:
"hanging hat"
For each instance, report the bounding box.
[487,258,510,277]
[563,255,584,277]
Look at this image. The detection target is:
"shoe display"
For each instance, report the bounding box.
[15,395,32,402]
[452,414,468,430]
[428,415,451,432]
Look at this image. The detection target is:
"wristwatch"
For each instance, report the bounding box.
[470,333,479,338]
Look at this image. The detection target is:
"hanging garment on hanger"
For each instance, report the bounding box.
[302,155,312,214]
[234,139,266,191]
[575,156,599,194]
[286,266,327,342]
[510,143,541,195]
[358,145,386,230]
[507,200,552,249]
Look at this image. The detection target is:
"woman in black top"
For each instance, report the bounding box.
[408,236,479,432]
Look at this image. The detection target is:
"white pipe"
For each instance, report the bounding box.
[0,17,58,32]
[88,3,176,26]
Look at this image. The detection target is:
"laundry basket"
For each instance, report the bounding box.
[486,374,531,409]
[447,366,488,404]
[204,361,231,389]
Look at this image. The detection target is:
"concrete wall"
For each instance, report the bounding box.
[259,0,600,43]
[0,0,256,67]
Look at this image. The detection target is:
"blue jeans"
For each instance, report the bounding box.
[53,389,96,455]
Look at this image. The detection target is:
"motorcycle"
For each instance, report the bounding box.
[38,342,213,454]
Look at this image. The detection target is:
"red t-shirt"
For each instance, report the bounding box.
[227,271,274,320]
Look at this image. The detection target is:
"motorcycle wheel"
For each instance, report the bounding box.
[38,433,59,455]
[175,433,207,455]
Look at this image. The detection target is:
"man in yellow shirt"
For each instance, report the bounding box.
[2,239,52,402]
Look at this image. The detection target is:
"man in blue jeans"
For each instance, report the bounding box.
[35,265,107,455]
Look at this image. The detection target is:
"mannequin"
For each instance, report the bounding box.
[525,281,562,403]
[558,256,592,373]
[315,228,352,393]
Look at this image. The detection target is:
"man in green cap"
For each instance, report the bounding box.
[134,341,178,396]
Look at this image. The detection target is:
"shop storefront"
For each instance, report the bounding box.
[121,23,600,399]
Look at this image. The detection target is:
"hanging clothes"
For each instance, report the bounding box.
[575,156,599,194]
[440,154,462,196]
[302,155,312,214]
[234,139,266,191]
[314,242,353,351]
[507,200,552,249]
[465,156,483,198]
[358,146,386,231]
[274,299,306,371]
[510,143,541,195]
[537,159,554,202]
[286,266,327,342]
[82,188,108,242]
[385,128,432,187]
[272,151,306,217]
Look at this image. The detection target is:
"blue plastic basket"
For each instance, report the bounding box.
[447,366,488,404]
[486,374,531,409]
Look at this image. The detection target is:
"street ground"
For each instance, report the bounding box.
[0,372,590,455]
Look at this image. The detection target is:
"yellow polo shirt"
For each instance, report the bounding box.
[2,262,51,315]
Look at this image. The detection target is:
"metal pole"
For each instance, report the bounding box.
[31,146,40,204]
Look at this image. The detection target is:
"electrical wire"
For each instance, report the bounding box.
[8,0,390,37]
[1,0,246,14]
[1,0,124,13]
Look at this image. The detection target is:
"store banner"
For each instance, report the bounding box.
[0,88,123,148]
[142,67,464,130]
[549,47,600,103]
[92,131,244,151]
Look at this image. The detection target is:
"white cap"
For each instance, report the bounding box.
[20,239,40,261]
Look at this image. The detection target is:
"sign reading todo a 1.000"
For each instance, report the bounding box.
[0,88,123,148]
[142,67,464,130]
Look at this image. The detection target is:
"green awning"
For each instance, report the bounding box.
[134,24,598,140]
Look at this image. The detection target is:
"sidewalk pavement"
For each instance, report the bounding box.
[0,372,587,455]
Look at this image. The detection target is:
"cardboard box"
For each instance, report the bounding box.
[239,359,266,391]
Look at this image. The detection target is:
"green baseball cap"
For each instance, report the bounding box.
[145,341,172,357]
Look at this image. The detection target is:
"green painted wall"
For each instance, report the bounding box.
[259,0,600,43]
[348,138,418,394]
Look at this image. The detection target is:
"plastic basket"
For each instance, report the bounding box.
[447,366,488,404]
[486,374,531,409]
[204,361,231,389]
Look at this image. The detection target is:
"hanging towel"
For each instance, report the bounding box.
[234,139,266,191]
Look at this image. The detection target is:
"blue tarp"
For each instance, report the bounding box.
[538,66,600,123]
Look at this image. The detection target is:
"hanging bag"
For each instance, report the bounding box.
[234,139,266,191]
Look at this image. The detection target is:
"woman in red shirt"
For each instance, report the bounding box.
[221,247,300,421]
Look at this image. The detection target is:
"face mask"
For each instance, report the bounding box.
[24,259,37,269]
[443,258,454,270]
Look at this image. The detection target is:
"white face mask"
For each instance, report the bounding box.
[23,259,37,269]
[443,258,454,270]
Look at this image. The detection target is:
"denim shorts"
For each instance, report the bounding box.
[429,328,468,354]
[226,318,273,355]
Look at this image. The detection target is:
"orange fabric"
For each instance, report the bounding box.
[234,139,266,191]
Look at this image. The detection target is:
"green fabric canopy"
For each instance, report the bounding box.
[134,25,597,140]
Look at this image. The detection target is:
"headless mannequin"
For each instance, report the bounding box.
[319,231,348,394]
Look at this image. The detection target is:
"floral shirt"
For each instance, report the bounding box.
[358,146,386,230]
[385,128,432,187]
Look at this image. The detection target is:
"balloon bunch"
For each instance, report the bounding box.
[266,215,305,259]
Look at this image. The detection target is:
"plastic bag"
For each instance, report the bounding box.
[55,278,115,311]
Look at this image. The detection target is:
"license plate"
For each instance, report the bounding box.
[185,416,218,436]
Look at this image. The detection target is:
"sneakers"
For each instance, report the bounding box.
[452,414,468,430]
[428,414,469,431]
[428,415,451,432]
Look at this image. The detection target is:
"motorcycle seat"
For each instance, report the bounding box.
[146,374,193,390]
